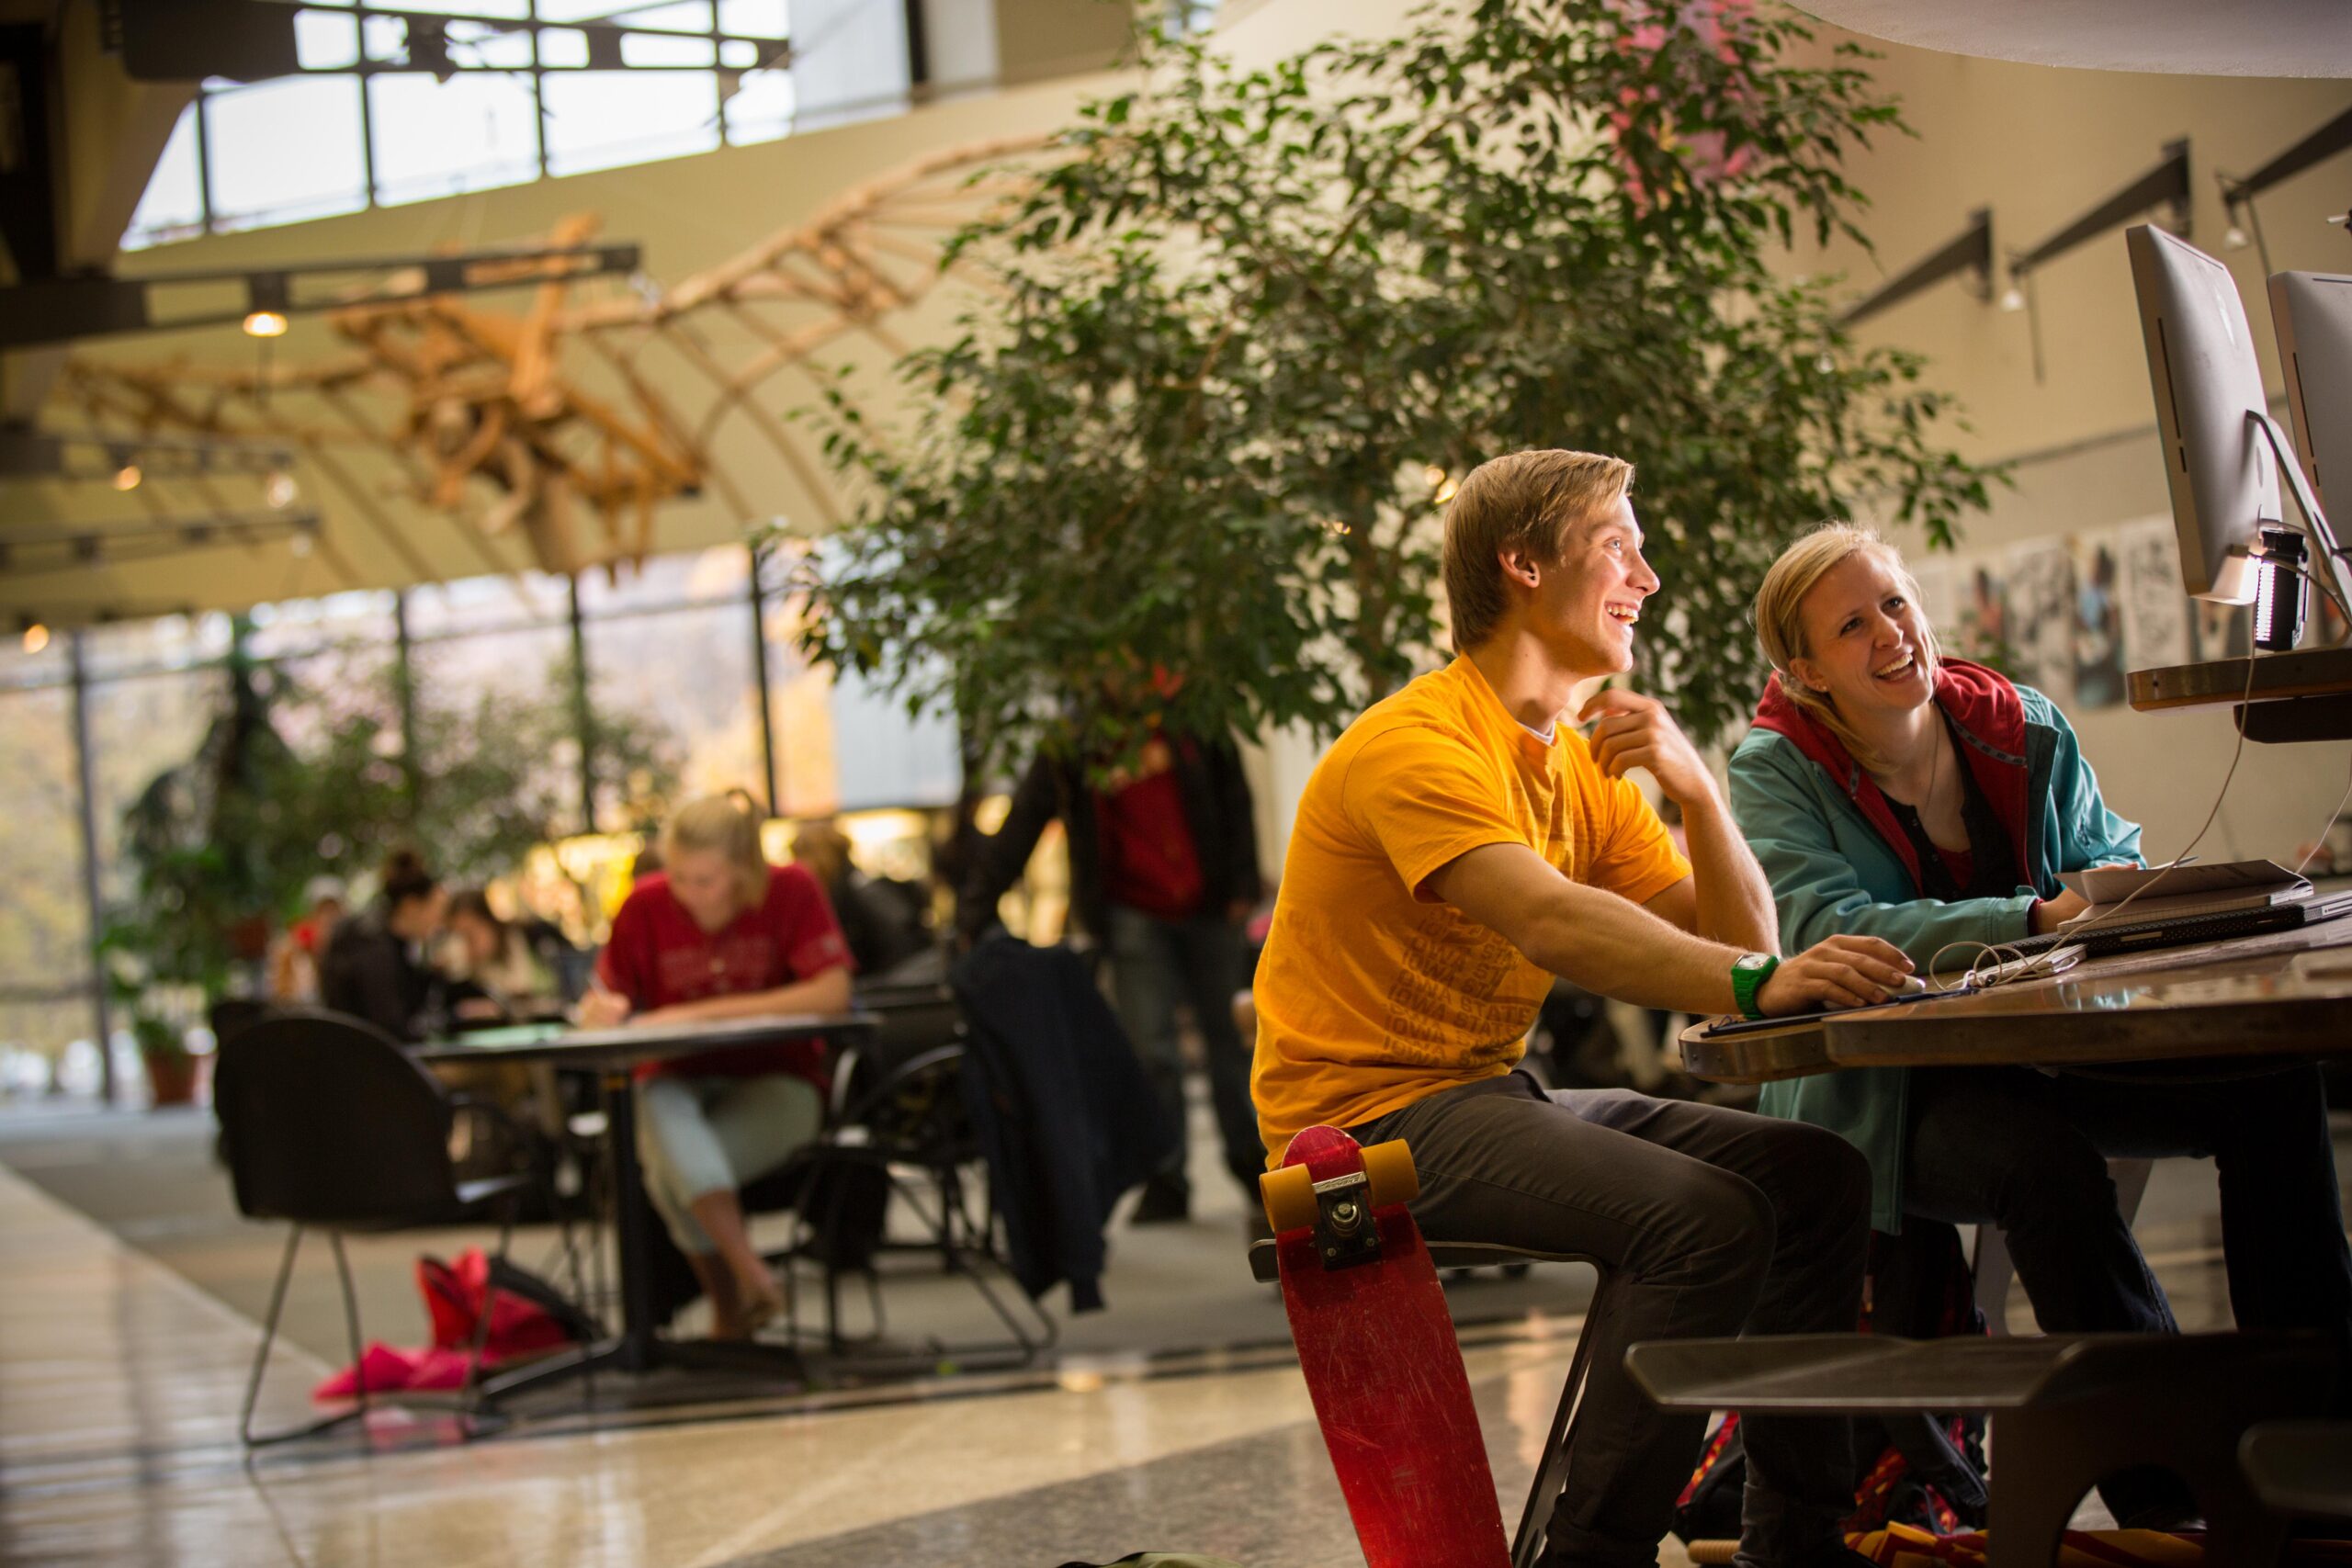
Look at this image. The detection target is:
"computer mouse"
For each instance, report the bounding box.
[1891,974,1929,996]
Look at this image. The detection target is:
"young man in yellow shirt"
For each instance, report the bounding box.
[1252,449,1913,1568]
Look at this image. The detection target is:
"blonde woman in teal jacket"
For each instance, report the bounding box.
[1727,525,2351,1517]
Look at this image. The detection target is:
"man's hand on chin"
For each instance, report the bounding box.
[1580,688,1714,807]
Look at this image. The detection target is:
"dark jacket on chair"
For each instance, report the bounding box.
[951,935,1176,1311]
[958,736,1262,943]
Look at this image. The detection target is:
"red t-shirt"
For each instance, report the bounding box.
[596,863,853,1081]
[1098,736,1206,919]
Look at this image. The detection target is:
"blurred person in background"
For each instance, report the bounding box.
[444,889,562,1018]
[960,700,1265,1224]
[320,850,450,1042]
[790,818,931,981]
[579,793,853,1338]
[268,874,346,1004]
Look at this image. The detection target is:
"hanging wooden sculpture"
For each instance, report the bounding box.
[52,135,1050,581]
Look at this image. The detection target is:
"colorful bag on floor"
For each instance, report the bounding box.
[312,1247,592,1402]
[416,1247,595,1358]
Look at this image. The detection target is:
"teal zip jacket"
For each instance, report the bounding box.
[1725,659,2143,1233]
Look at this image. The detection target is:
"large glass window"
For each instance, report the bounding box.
[124,0,798,249]
[541,71,722,176]
[368,72,541,206]
[0,685,93,1071]
[203,74,371,231]
[85,667,229,910]
[0,540,974,1094]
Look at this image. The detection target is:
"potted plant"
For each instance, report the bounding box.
[131,1009,198,1108]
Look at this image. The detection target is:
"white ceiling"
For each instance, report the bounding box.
[1793,0,2352,77]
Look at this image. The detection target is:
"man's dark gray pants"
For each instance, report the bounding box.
[1351,1072,1871,1568]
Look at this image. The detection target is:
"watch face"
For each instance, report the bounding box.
[1734,953,1771,973]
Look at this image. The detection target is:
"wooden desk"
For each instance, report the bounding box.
[416,1010,874,1400]
[1680,919,2352,1085]
[2127,646,2352,742]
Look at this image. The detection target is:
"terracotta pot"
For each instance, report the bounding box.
[143,1051,198,1107]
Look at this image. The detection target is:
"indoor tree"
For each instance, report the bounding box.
[795,0,1998,773]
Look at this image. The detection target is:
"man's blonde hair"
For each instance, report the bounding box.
[1442,449,1636,652]
[661,791,770,906]
[1751,523,1942,771]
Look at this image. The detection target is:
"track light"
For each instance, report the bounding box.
[243,273,290,338]
[264,469,299,510]
[111,459,141,491]
[1999,287,2027,313]
[21,622,49,654]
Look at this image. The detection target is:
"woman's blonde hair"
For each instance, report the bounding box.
[660,791,769,907]
[1752,524,1942,772]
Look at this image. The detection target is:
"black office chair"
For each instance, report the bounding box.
[764,985,1055,1364]
[207,996,277,1048]
[214,1010,533,1445]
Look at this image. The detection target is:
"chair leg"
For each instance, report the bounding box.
[459,1208,516,1436]
[239,1225,304,1446]
[1510,1265,1619,1568]
[327,1233,370,1424]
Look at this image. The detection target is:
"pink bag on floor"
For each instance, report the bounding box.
[311,1247,582,1402]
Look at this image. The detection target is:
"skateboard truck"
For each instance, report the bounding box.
[1306,1170,1384,1271]
[1261,1131,1420,1274]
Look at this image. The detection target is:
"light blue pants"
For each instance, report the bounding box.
[634,1074,822,1257]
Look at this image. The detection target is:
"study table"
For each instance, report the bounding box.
[1679,917,2352,1085]
[415,1010,874,1401]
[2127,645,2352,743]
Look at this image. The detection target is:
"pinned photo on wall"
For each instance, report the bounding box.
[1953,558,2009,671]
[2117,516,2192,671]
[2003,539,2076,702]
[2069,530,2126,707]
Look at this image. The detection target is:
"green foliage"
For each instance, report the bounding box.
[104,634,679,1016]
[793,0,1998,768]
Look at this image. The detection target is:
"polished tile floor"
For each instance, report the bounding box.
[0,1100,2335,1568]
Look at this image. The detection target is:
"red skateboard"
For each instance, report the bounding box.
[1261,1124,1510,1568]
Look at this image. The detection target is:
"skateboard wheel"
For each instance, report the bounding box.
[1261,1163,1317,1234]
[1359,1140,1419,1209]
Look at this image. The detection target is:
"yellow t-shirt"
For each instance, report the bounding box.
[1251,657,1693,1164]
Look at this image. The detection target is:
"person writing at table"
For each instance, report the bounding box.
[1255,448,1916,1568]
[1729,524,2352,1510]
[580,793,854,1339]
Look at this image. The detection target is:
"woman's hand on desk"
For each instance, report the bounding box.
[576,989,633,1027]
[1758,934,1914,1015]
[2031,889,2092,935]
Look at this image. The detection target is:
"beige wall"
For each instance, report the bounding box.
[1796,33,2352,862]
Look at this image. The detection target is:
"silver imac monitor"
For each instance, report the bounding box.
[2270,270,2352,517]
[2128,224,2273,604]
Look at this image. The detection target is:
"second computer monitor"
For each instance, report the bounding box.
[2271,269,2352,519]
[2129,223,2274,604]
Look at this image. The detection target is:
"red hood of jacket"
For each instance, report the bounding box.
[1749,658,2032,896]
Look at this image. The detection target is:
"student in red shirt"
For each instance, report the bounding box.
[581,794,853,1338]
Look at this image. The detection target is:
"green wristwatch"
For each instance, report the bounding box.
[1731,952,1779,1021]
